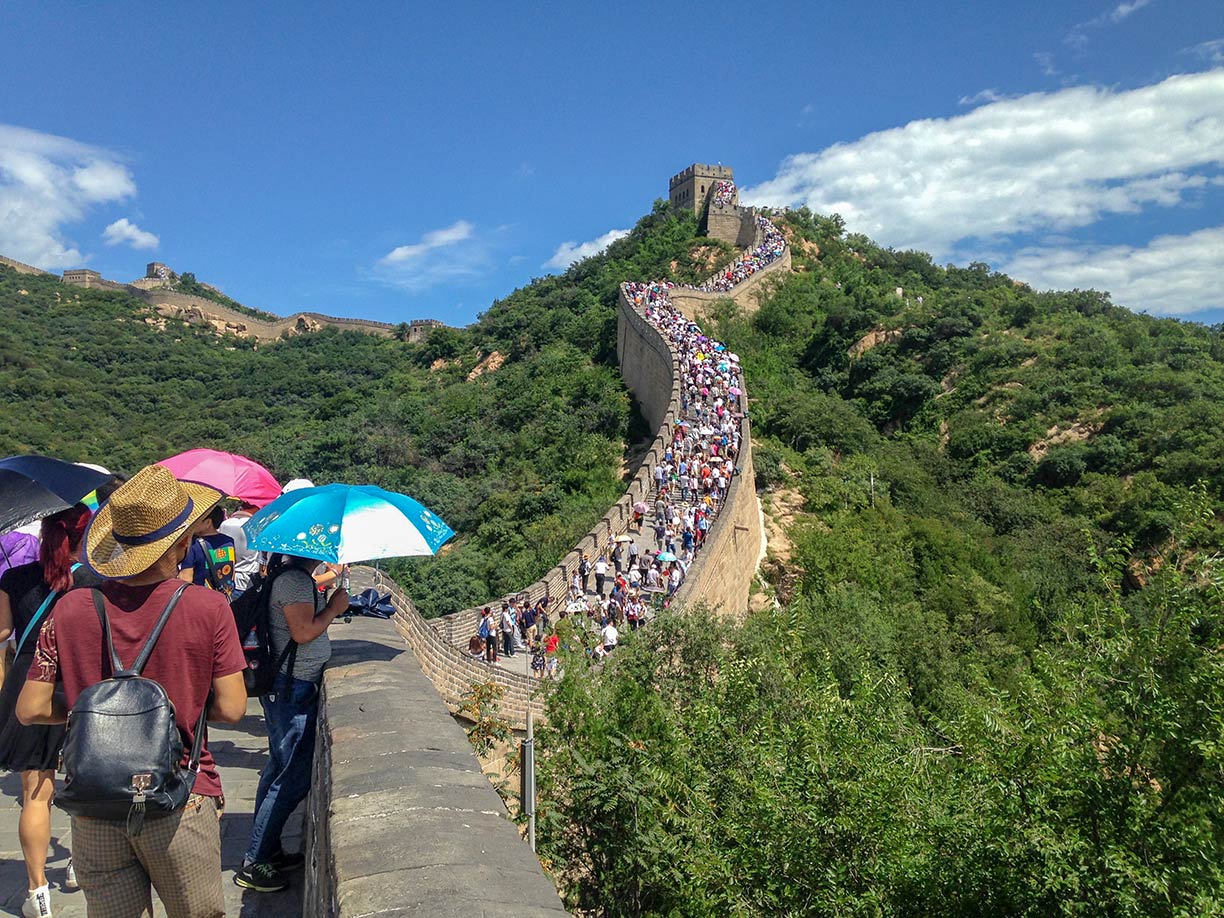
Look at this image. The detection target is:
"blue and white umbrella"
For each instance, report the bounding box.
[243,483,453,564]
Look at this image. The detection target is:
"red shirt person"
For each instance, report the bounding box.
[18,465,248,918]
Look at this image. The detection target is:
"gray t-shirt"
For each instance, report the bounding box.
[268,567,330,683]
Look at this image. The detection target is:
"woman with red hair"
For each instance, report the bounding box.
[0,505,98,918]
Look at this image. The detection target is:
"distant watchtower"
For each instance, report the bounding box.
[668,162,756,247]
[669,163,735,216]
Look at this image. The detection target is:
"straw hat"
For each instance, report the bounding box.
[85,464,221,579]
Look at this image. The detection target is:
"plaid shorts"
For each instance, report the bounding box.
[71,794,225,918]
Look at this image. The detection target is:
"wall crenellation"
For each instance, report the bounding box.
[668,162,758,246]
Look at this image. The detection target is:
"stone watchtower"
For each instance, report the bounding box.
[669,163,735,215]
[668,163,756,247]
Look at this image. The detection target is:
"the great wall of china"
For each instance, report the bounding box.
[0,253,433,341]
[303,168,791,916]
[363,167,791,730]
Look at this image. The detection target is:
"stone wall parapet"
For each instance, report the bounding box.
[303,593,565,917]
[0,255,54,276]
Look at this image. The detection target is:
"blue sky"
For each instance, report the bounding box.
[1,0,1221,324]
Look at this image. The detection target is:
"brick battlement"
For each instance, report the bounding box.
[0,254,54,277]
[669,162,734,189]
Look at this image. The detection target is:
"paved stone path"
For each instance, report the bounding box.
[0,701,302,917]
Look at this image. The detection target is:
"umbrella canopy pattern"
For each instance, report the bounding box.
[0,531,40,578]
[158,449,281,507]
[0,455,112,533]
[244,483,453,564]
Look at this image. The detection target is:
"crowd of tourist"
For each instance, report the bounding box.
[0,465,363,915]
[617,219,771,621]
[696,215,786,293]
[466,218,784,678]
[710,179,736,209]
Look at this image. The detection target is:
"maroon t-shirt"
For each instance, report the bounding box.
[28,578,246,798]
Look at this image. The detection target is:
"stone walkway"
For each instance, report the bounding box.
[0,700,302,917]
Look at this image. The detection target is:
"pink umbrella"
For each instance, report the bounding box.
[158,449,281,507]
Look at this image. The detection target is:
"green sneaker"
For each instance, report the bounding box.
[233,861,288,893]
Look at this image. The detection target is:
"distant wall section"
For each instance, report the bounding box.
[138,290,399,340]
[0,255,53,276]
[666,244,791,322]
[0,253,431,341]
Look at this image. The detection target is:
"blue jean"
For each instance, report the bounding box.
[245,673,319,864]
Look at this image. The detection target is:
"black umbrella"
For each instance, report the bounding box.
[0,456,112,533]
[346,588,395,619]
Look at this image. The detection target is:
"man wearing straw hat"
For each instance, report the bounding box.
[17,465,249,918]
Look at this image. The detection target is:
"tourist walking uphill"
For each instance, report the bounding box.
[435,208,783,694]
[696,215,785,293]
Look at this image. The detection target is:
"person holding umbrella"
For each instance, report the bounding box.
[0,505,96,917]
[235,552,350,893]
[234,482,452,893]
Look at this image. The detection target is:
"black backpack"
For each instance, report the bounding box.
[194,537,233,600]
[56,584,204,835]
[229,559,302,697]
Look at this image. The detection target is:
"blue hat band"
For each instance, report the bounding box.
[113,498,195,546]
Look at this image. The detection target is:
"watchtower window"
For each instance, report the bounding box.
[700,185,705,193]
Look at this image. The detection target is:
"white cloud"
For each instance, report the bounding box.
[1065,0,1154,47]
[373,220,485,292]
[102,217,159,250]
[380,219,474,264]
[1109,0,1152,22]
[544,228,630,270]
[1183,38,1224,65]
[1002,225,1224,317]
[0,124,137,268]
[959,88,1011,106]
[742,69,1224,259]
[1034,51,1060,76]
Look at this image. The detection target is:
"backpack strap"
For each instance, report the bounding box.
[91,583,189,677]
[195,538,221,591]
[15,562,81,657]
[92,583,209,772]
[187,700,208,774]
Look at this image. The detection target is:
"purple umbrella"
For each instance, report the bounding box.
[0,530,39,578]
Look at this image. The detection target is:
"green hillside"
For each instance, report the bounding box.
[537,209,1224,916]
[7,198,1222,913]
[0,204,725,617]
